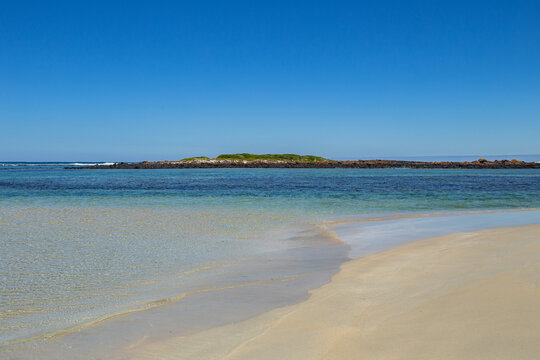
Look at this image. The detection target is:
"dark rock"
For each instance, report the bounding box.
[66,159,540,170]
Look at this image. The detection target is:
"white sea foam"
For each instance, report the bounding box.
[70,162,116,166]
[0,162,116,167]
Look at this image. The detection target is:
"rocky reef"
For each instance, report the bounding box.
[68,157,540,169]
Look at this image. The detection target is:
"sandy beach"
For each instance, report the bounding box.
[4,1,540,358]
[126,224,540,360]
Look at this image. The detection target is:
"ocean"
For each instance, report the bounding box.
[1,165,539,358]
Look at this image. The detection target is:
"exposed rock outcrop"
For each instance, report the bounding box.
[68,158,540,169]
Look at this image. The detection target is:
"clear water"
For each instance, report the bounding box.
[1,166,539,357]
[336,211,540,258]
[2,168,540,212]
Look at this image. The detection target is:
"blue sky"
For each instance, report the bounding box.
[1,1,539,161]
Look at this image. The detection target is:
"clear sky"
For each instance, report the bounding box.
[1,1,539,161]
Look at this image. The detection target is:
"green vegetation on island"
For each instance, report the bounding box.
[180,156,211,161]
[181,153,329,162]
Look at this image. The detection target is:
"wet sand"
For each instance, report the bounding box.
[127,224,540,360]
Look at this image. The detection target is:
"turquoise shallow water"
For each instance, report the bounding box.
[2,168,540,213]
[1,167,540,357]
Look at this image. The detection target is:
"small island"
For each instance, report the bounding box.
[68,153,540,169]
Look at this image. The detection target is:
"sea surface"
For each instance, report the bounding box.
[1,165,539,358]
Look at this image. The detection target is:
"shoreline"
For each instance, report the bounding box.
[0,208,513,355]
[127,222,540,360]
[0,220,349,359]
[2,209,539,359]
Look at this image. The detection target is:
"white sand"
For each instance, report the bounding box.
[126,224,540,360]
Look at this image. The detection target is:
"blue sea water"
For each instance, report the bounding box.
[1,165,539,358]
[2,167,540,212]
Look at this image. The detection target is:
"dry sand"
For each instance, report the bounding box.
[126,224,540,360]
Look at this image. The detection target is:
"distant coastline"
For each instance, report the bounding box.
[67,153,540,169]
